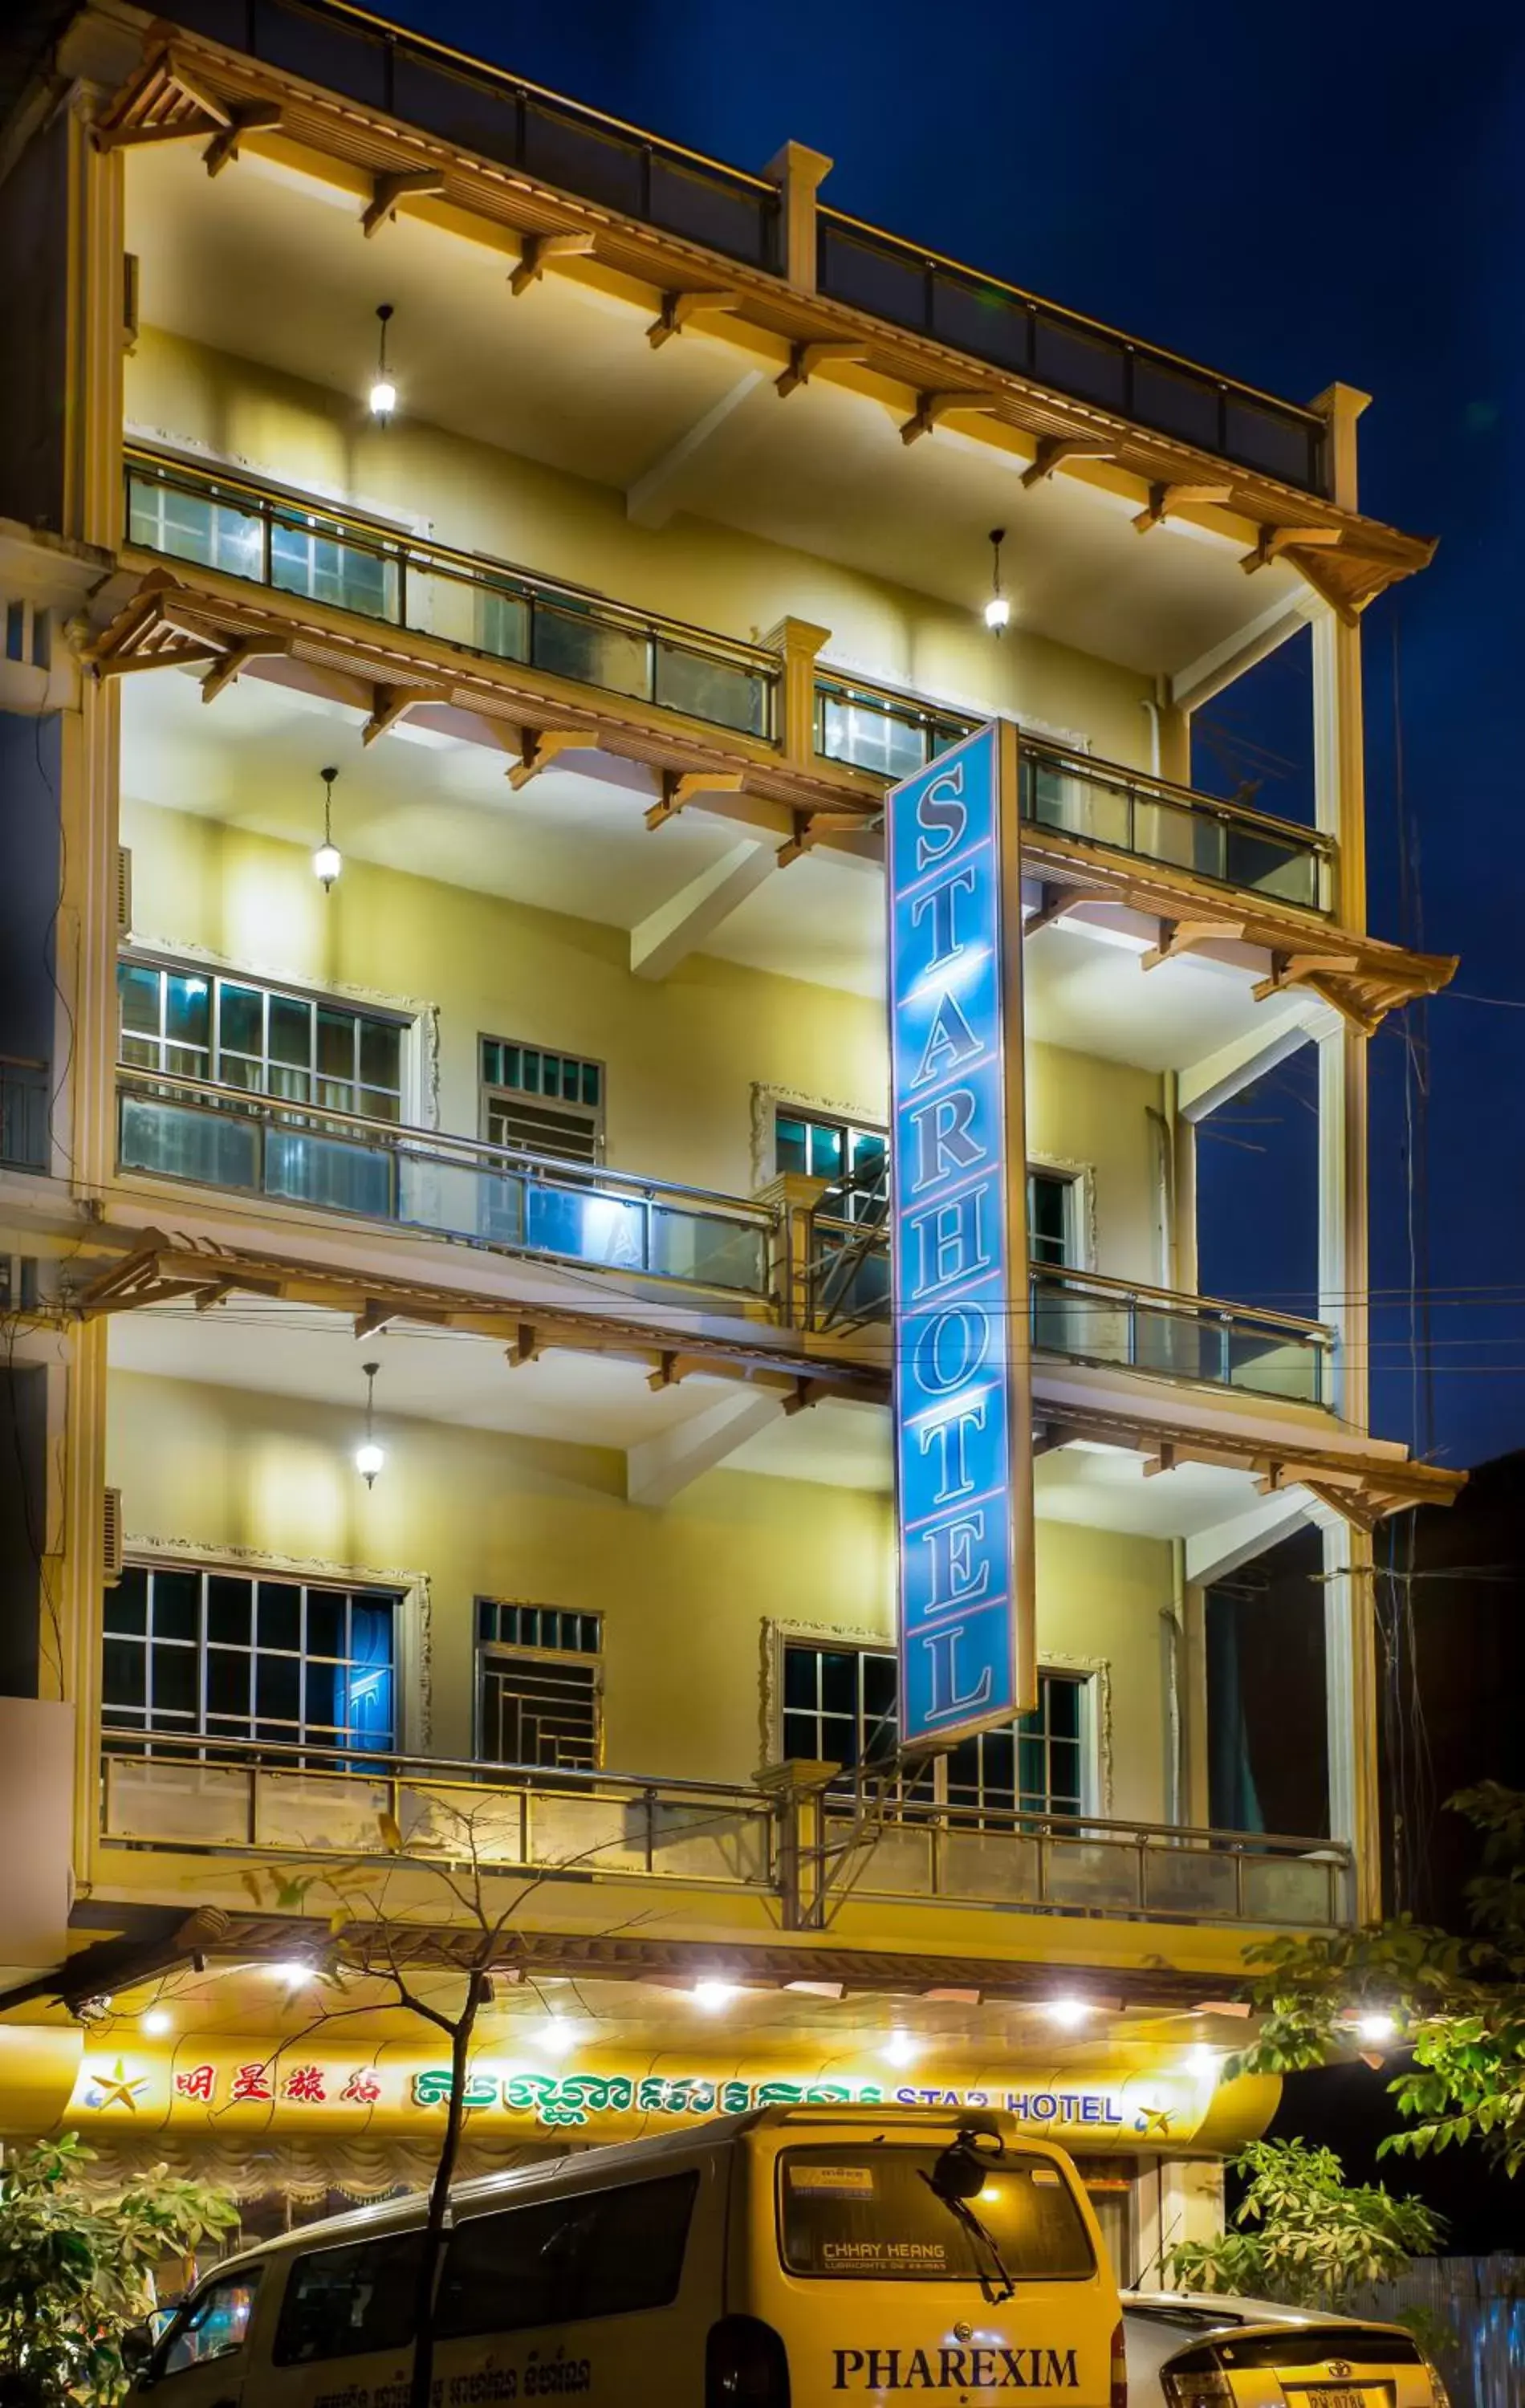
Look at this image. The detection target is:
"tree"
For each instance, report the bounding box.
[0,2132,235,2408]
[1231,1783,1525,2174]
[1165,2138,1442,2310]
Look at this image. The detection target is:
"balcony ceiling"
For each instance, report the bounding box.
[124,141,1307,681]
[120,670,1306,1074]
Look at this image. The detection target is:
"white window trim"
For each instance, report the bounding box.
[120,1536,432,1753]
[763,1617,1112,1815]
[117,942,439,1132]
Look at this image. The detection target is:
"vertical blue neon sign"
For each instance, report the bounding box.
[886,721,1035,1751]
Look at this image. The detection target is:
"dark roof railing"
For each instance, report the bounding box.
[161,0,1329,494]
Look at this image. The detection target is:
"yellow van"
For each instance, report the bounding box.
[129,2105,1125,2408]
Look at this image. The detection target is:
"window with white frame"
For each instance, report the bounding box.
[780,1639,1089,1818]
[476,1601,601,1771]
[479,1036,604,1165]
[102,1564,400,1756]
[774,1106,1077,1263]
[118,961,407,1122]
[126,476,264,584]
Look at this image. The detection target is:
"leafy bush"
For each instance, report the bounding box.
[1167,2138,1442,2311]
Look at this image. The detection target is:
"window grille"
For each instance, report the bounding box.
[477,1598,601,1771]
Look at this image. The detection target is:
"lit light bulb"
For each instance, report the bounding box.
[983,593,1011,632]
[313,839,343,889]
[140,2008,173,2036]
[693,1981,738,2011]
[1185,2046,1218,2079]
[1043,1996,1093,2030]
[1355,2011,1397,2044]
[272,1961,315,1987]
[883,2030,918,2068]
[368,375,397,421]
[534,2018,579,2057]
[355,1438,384,1487]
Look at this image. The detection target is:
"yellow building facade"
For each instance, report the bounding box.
[0,0,1460,2276]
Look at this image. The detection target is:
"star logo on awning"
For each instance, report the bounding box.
[87,2060,149,2113]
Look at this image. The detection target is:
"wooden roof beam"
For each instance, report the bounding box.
[1133,480,1232,534]
[776,340,868,399]
[505,1324,543,1368]
[202,101,283,177]
[1240,524,1344,573]
[1141,917,1245,971]
[199,633,289,706]
[1023,881,1110,938]
[507,727,585,789]
[777,808,866,868]
[1021,435,1116,488]
[361,169,445,238]
[647,290,743,349]
[645,767,747,830]
[360,683,442,746]
[508,230,597,296]
[901,391,998,445]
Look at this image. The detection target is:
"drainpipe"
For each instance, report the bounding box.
[1162,1541,1187,1828]
[1141,691,1163,778]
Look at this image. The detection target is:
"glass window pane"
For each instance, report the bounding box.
[306,1592,344,1659]
[783,1646,815,1709]
[258,1582,301,1652]
[359,1019,400,1092]
[256,1655,301,1726]
[151,1571,199,1641]
[862,1652,898,1715]
[120,964,161,1036]
[818,1651,855,1714]
[206,1575,253,1646]
[1047,1677,1080,1739]
[775,1115,808,1176]
[206,1649,249,1720]
[1019,1735,1047,1800]
[783,1710,815,1761]
[270,996,311,1068]
[218,984,262,1059]
[808,1123,844,1182]
[152,1646,197,1718]
[165,974,211,1049]
[104,1565,148,1636]
[317,1009,355,1081]
[304,1658,341,1731]
[103,1638,146,1710]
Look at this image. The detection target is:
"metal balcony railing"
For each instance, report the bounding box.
[98,1731,1350,1930]
[116,1067,775,1302]
[815,672,1332,915]
[124,447,780,743]
[0,1055,49,1172]
[805,1210,1334,1409]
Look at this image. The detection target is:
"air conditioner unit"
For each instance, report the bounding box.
[115,844,132,936]
[102,1486,123,1587]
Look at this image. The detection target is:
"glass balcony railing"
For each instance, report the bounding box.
[99,1731,1351,1930]
[816,675,1332,916]
[117,1068,775,1301]
[124,448,779,743]
[806,1211,1333,1409]
[0,1055,49,1172]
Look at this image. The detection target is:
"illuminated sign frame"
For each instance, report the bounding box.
[886,721,1035,1750]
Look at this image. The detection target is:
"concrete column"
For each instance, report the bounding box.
[57,674,120,1203]
[763,141,832,292]
[64,92,126,554]
[1309,380,1372,515]
[59,1316,108,1894]
[762,616,831,768]
[1324,1515,1381,1922]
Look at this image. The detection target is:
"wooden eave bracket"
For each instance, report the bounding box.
[505,1323,542,1368]
[1141,917,1245,971]
[900,390,998,445]
[202,101,283,177]
[1133,480,1232,534]
[508,230,596,296]
[508,727,584,789]
[645,767,746,830]
[776,340,868,399]
[781,1377,828,1418]
[1240,523,1343,573]
[360,682,443,746]
[95,49,234,149]
[647,290,743,349]
[1020,434,1116,489]
[87,577,222,678]
[777,808,865,868]
[199,632,289,705]
[1023,881,1111,938]
[361,169,446,238]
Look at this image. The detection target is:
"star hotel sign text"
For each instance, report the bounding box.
[887,721,1035,1748]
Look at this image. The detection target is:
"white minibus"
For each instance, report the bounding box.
[128,2104,1125,2408]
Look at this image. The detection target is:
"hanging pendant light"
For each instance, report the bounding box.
[355,1360,384,1487]
[313,764,342,892]
[983,527,1011,633]
[369,303,397,421]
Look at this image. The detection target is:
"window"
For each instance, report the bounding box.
[781,1641,1089,1817]
[477,1599,600,1771]
[774,1108,1076,1261]
[436,2172,697,2336]
[480,1035,604,1164]
[118,961,406,1122]
[778,2148,1092,2283]
[103,1565,400,1755]
[269,510,392,620]
[158,2271,262,2378]
[274,2232,422,2364]
[128,474,264,584]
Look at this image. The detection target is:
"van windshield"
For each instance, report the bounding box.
[778,2147,1095,2283]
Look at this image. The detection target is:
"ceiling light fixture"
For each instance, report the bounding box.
[369,303,397,421]
[693,1981,738,2011]
[312,763,342,892]
[140,2007,173,2037]
[272,1961,316,1987]
[1353,2011,1397,2044]
[355,1360,384,1488]
[533,2017,579,2057]
[983,527,1011,633]
[882,2030,918,2068]
[1043,1996,1094,2030]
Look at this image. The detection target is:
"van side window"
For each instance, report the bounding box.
[437,2171,697,2337]
[273,2232,423,2364]
[158,2272,262,2377]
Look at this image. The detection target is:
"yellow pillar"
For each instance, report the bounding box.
[763,141,832,293]
[763,615,831,767]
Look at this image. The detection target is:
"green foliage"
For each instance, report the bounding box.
[1227,1787,1525,2177]
[1166,2138,1442,2311]
[0,2133,237,2408]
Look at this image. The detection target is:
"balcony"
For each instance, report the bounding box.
[816,674,1333,916]
[0,1056,48,1173]
[99,1730,1350,1932]
[807,1210,1333,1409]
[160,0,1328,494]
[125,445,1336,923]
[116,1068,775,1303]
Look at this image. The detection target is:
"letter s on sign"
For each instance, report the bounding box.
[915,767,966,872]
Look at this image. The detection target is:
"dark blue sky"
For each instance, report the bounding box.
[384,0,1524,1470]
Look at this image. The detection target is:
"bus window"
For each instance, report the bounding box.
[159,2272,262,2377]
[437,2171,698,2336]
[778,2149,1096,2283]
[273,2232,423,2363]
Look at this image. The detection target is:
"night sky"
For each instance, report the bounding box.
[376,0,1523,1474]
